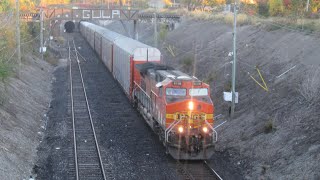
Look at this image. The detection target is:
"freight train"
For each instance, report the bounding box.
[79,21,217,160]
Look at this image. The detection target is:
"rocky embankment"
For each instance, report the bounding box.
[0,54,53,179]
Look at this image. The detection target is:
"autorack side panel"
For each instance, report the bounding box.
[85,22,127,74]
[89,28,94,49]
[115,38,161,94]
[112,44,132,96]
[101,37,111,72]
[94,32,102,58]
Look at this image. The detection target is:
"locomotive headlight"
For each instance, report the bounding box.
[188,101,194,111]
[203,127,208,133]
[178,126,184,133]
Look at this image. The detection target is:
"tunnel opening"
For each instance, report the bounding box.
[64,21,75,33]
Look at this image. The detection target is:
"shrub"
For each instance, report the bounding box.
[223,13,252,26]
[182,56,194,67]
[258,2,269,17]
[204,72,217,84]
[224,81,231,91]
[158,24,168,42]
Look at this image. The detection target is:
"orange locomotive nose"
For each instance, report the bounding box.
[165,99,214,130]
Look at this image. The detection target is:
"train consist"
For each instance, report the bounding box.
[79,21,217,159]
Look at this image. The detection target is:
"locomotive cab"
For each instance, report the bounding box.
[160,75,216,159]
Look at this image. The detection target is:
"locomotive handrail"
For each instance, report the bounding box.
[134,82,150,99]
[151,90,158,97]
[134,81,152,112]
[204,120,218,142]
[165,118,183,142]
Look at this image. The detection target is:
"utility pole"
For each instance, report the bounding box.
[40,8,44,60]
[15,0,21,76]
[231,1,237,118]
[154,12,158,47]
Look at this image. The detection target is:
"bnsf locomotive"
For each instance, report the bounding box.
[80,21,217,159]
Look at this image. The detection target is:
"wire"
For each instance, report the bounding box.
[0,11,13,30]
[0,46,7,52]
[21,34,40,45]
[5,49,17,63]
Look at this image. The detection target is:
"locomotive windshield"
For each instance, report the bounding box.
[166,88,186,96]
[189,88,208,96]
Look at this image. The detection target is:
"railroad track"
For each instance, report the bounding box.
[67,39,106,180]
[176,160,222,180]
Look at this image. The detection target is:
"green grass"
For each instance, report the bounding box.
[159,24,168,41]
[0,61,12,81]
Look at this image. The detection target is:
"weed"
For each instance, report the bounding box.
[57,36,65,45]
[46,55,58,66]
[261,164,270,175]
[224,81,232,91]
[204,72,217,84]
[265,24,282,31]
[264,120,275,134]
[0,90,8,107]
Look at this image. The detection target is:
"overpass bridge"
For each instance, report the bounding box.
[20,7,181,52]
[20,8,181,22]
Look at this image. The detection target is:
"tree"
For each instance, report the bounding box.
[258,0,269,16]
[269,0,284,16]
[20,0,36,12]
[202,0,226,7]
[311,0,320,13]
[0,0,11,13]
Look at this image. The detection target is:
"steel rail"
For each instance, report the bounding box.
[176,160,195,180]
[71,40,107,180]
[68,40,79,180]
[204,160,223,180]
[176,160,223,180]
